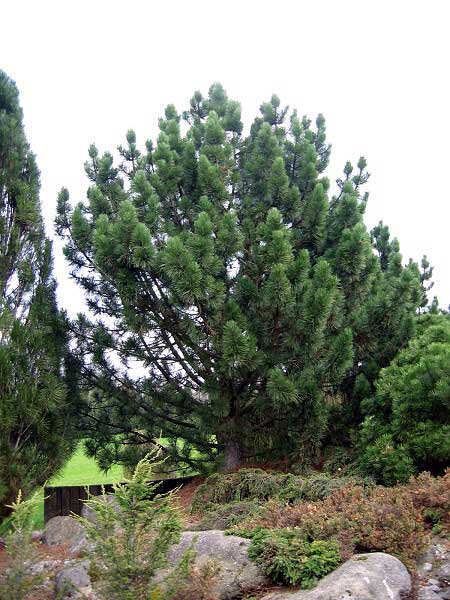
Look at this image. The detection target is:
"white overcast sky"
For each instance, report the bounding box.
[1,0,449,313]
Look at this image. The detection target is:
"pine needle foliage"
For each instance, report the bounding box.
[0,70,79,520]
[56,83,424,470]
[359,313,450,484]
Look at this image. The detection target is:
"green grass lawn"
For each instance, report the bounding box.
[32,443,124,529]
[50,444,124,486]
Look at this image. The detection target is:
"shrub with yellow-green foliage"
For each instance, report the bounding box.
[0,490,44,600]
[78,451,218,600]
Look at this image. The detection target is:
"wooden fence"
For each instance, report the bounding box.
[44,476,194,523]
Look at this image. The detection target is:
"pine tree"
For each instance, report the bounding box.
[359,313,450,484]
[56,84,424,471]
[325,219,424,445]
[0,70,79,518]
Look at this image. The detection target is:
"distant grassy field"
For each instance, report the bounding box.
[32,443,124,529]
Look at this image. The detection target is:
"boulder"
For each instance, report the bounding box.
[163,530,269,599]
[55,560,92,599]
[31,530,43,542]
[81,494,120,524]
[261,553,411,600]
[43,516,88,556]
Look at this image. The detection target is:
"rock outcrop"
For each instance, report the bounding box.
[261,552,411,600]
[39,518,434,600]
[43,516,88,556]
[163,529,269,599]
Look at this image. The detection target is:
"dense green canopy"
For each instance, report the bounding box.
[359,313,450,484]
[57,84,424,471]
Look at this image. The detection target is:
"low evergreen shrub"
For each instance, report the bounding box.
[151,545,219,600]
[404,469,450,530]
[191,469,284,509]
[247,528,341,588]
[193,499,263,530]
[192,468,371,511]
[278,473,373,503]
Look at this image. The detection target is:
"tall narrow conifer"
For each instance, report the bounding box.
[0,71,79,518]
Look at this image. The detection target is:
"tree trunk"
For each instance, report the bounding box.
[222,439,241,472]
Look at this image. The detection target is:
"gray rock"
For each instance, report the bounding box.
[28,559,62,575]
[418,536,450,600]
[261,553,411,600]
[418,589,441,600]
[55,560,91,599]
[31,530,43,542]
[438,562,450,582]
[43,516,88,556]
[163,530,269,599]
[81,494,120,524]
[429,584,442,593]
[421,538,449,565]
